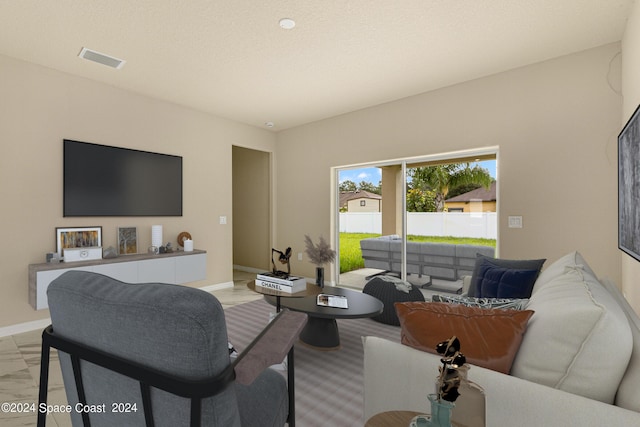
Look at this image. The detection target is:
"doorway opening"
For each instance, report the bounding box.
[232,146,272,274]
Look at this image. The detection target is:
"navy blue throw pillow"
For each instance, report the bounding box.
[468,255,546,297]
[476,263,539,299]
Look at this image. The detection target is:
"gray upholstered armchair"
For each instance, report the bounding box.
[37,271,307,427]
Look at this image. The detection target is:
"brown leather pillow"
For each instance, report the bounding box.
[395,302,534,374]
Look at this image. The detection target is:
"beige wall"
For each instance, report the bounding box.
[0,54,276,328]
[232,146,271,270]
[277,43,622,294]
[2,31,637,330]
[621,0,640,314]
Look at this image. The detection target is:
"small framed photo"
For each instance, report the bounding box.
[117,227,138,255]
[56,226,102,256]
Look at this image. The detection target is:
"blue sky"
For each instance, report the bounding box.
[339,166,383,185]
[339,160,497,185]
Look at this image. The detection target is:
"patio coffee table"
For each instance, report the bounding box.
[265,287,383,350]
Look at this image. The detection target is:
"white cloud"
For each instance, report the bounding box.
[339,167,382,184]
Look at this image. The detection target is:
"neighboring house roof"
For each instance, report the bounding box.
[340,190,382,208]
[446,182,497,203]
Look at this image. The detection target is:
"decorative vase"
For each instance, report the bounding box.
[422,394,454,427]
[315,266,324,288]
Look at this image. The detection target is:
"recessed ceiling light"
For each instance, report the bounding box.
[279,18,296,30]
[265,121,275,128]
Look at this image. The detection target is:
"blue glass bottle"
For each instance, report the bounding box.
[411,394,454,427]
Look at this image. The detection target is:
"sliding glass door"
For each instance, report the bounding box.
[335,150,497,289]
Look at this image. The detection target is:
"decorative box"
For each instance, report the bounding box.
[63,246,103,262]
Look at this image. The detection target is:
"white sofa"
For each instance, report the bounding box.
[363,252,640,426]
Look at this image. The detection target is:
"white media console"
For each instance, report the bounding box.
[29,250,207,310]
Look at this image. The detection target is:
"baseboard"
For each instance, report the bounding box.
[0,317,52,338]
[0,281,235,338]
[233,264,265,274]
[199,281,234,293]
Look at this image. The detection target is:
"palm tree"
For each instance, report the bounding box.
[408,163,492,212]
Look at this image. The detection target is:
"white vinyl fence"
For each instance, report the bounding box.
[339,212,497,239]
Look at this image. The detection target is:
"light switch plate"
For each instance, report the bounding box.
[508,216,523,228]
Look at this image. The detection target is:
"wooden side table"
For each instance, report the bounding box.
[365,411,422,427]
[365,411,466,427]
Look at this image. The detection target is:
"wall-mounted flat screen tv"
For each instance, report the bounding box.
[64,140,183,217]
[619,104,640,261]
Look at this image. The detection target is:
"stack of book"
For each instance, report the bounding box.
[255,272,307,293]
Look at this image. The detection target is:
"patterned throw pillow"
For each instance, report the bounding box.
[431,294,529,310]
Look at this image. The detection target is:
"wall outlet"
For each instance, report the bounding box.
[219,216,227,225]
[298,252,303,261]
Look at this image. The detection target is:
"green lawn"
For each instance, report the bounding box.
[339,232,496,273]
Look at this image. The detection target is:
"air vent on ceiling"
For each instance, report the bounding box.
[78,47,126,69]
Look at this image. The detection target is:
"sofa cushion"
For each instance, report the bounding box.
[395,302,533,374]
[599,278,640,412]
[363,336,640,426]
[530,251,594,294]
[469,255,545,297]
[511,259,633,404]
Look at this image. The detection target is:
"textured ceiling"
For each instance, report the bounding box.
[0,0,633,130]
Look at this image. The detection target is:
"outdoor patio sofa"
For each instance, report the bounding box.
[359,235,495,281]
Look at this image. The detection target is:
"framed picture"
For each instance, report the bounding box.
[56,226,102,256]
[619,103,640,262]
[117,227,138,255]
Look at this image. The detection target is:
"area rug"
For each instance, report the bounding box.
[224,299,402,427]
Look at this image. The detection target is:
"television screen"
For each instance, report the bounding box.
[64,140,183,216]
[619,104,640,261]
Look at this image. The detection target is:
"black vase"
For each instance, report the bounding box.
[315,266,324,288]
